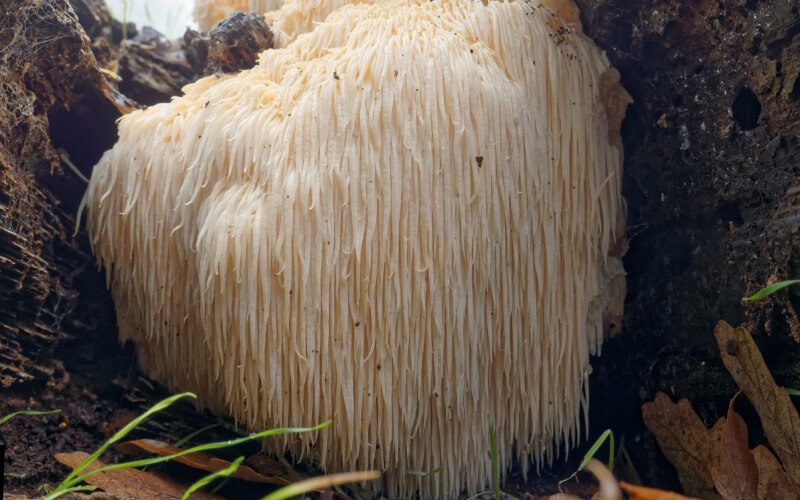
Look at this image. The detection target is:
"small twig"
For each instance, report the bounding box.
[584,459,622,500]
[59,153,89,184]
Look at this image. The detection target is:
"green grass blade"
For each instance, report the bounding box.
[0,409,61,426]
[578,429,613,472]
[121,0,128,40]
[743,279,800,301]
[465,490,522,500]
[182,456,243,500]
[144,4,153,26]
[620,443,642,485]
[43,485,97,500]
[260,471,380,500]
[65,421,332,491]
[406,466,443,478]
[55,392,197,492]
[607,432,615,472]
[209,476,232,494]
[174,423,219,447]
[558,429,615,491]
[787,388,800,396]
[488,414,499,500]
[465,490,493,500]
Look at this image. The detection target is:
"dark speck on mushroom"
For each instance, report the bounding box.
[476,156,484,167]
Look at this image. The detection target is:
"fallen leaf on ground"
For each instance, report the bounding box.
[118,439,288,484]
[642,392,723,499]
[711,397,758,500]
[620,482,700,500]
[752,445,800,499]
[55,451,222,499]
[714,320,800,485]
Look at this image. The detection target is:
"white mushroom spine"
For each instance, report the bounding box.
[82,0,629,497]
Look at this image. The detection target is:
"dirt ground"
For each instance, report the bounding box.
[1,0,799,498]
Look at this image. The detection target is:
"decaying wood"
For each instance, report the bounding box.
[184,11,273,76]
[117,11,273,105]
[0,0,275,390]
[116,28,197,106]
[0,0,123,389]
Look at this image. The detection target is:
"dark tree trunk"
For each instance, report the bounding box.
[576,0,800,489]
[0,0,123,390]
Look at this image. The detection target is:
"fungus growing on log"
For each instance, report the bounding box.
[81,0,630,497]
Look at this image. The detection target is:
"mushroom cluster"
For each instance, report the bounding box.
[82,0,629,497]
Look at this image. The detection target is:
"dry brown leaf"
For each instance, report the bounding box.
[752,445,800,499]
[117,439,289,485]
[714,321,800,485]
[711,398,759,500]
[54,451,222,499]
[619,482,700,500]
[642,392,724,499]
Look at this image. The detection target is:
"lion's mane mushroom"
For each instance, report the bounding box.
[82,0,630,497]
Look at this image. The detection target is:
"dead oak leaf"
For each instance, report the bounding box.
[619,482,700,500]
[752,445,800,499]
[711,399,758,500]
[117,439,288,485]
[55,451,222,499]
[642,392,723,499]
[714,321,800,485]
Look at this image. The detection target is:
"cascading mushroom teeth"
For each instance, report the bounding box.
[82,0,630,497]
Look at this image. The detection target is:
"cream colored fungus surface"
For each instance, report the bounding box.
[82,1,628,496]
